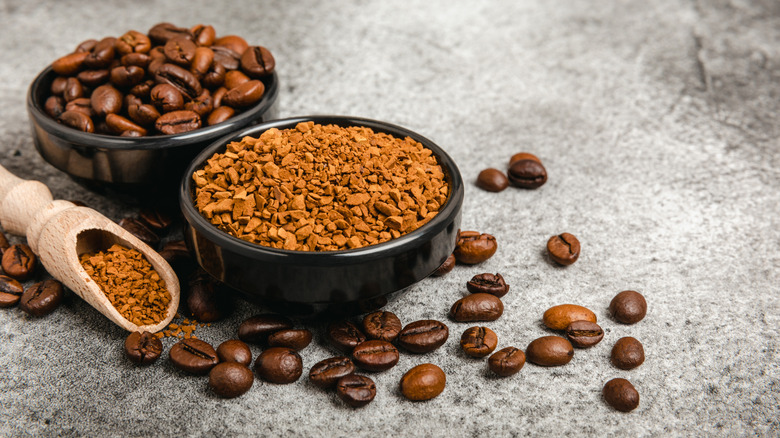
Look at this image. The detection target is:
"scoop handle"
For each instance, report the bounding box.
[0,164,55,238]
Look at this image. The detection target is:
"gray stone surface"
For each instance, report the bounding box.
[1,0,778,436]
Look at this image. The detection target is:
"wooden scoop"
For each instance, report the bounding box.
[0,164,179,333]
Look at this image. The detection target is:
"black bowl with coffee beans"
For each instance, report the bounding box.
[26,22,279,200]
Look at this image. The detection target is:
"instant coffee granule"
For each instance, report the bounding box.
[80,244,171,326]
[192,122,449,251]
[153,315,211,340]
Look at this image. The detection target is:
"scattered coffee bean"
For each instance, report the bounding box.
[450,293,504,322]
[611,337,645,370]
[169,338,219,375]
[362,311,402,342]
[431,254,456,277]
[238,314,293,344]
[396,320,449,354]
[326,320,367,353]
[19,280,63,317]
[209,362,254,398]
[526,336,574,367]
[268,329,313,351]
[352,340,399,372]
[400,363,446,401]
[216,339,252,366]
[139,208,174,231]
[509,152,541,165]
[460,326,498,358]
[508,158,547,189]
[466,273,509,297]
[0,275,24,308]
[542,304,596,331]
[118,218,160,248]
[476,168,509,192]
[187,271,231,322]
[336,374,376,408]
[255,347,303,384]
[603,378,640,412]
[547,233,580,265]
[58,110,94,132]
[488,347,526,376]
[565,320,604,348]
[155,110,202,135]
[2,244,37,281]
[124,331,163,365]
[309,356,356,389]
[609,290,647,324]
[0,230,9,253]
[453,231,497,264]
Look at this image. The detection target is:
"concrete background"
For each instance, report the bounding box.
[0,0,778,436]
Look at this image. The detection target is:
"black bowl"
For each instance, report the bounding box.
[27,66,279,203]
[180,116,464,318]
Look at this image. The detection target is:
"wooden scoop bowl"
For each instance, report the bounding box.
[0,164,179,332]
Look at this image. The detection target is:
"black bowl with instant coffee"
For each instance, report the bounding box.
[180,116,464,317]
[26,66,279,202]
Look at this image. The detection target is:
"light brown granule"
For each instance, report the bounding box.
[80,244,171,326]
[192,122,450,251]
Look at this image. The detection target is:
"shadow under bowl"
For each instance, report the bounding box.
[180,115,464,318]
[26,66,279,204]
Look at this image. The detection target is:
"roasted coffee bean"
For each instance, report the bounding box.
[450,293,503,322]
[209,362,253,398]
[124,331,163,365]
[164,37,197,66]
[77,69,110,87]
[118,217,160,247]
[169,338,219,375]
[211,46,241,71]
[190,47,214,78]
[603,378,640,412]
[129,79,155,99]
[63,77,84,102]
[191,24,216,46]
[75,39,98,53]
[609,290,647,324]
[19,280,63,317]
[0,275,24,308]
[216,339,252,366]
[255,347,302,384]
[207,106,234,126]
[115,30,152,56]
[508,158,547,189]
[90,84,123,117]
[547,233,580,265]
[397,320,449,353]
[52,52,88,75]
[110,65,145,88]
[336,374,376,407]
[240,46,275,77]
[309,357,356,389]
[476,168,509,192]
[268,329,313,351]
[565,320,604,348]
[362,311,402,342]
[326,320,367,353]
[58,110,94,132]
[150,84,184,112]
[105,114,147,136]
[51,76,68,95]
[400,363,446,401]
[453,231,497,264]
[187,271,231,322]
[611,337,645,370]
[65,98,95,117]
[222,80,265,108]
[127,103,160,126]
[2,244,37,281]
[466,273,509,297]
[121,53,151,68]
[543,304,596,330]
[460,326,498,358]
[203,62,227,89]
[224,70,251,90]
[184,90,213,118]
[84,37,116,69]
[238,314,293,344]
[215,35,249,54]
[431,253,455,277]
[155,63,202,100]
[155,110,201,135]
[139,208,174,231]
[488,347,526,376]
[509,152,541,165]
[212,87,228,108]
[352,340,399,372]
[44,96,66,118]
[526,336,574,367]
[148,22,193,45]
[0,231,8,254]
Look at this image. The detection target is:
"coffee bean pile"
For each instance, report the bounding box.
[42,22,275,136]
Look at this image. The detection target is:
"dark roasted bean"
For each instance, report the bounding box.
[397,320,449,354]
[547,233,580,265]
[611,337,645,370]
[336,374,376,407]
[115,30,152,56]
[127,103,160,126]
[216,339,252,366]
[58,110,94,132]
[155,110,201,135]
[476,168,509,192]
[309,357,356,389]
[460,326,498,358]
[105,114,147,136]
[0,275,24,308]
[352,340,399,372]
[453,230,497,264]
[207,106,234,126]
[240,46,275,77]
[431,253,456,277]
[603,378,640,412]
[400,363,446,401]
[267,329,313,351]
[526,336,574,367]
[255,347,302,384]
[164,37,197,66]
[110,65,145,88]
[362,311,402,342]
[466,273,509,297]
[326,320,367,353]
[508,158,547,189]
[51,52,88,76]
[609,290,647,324]
[214,35,249,55]
[209,362,254,398]
[190,24,216,46]
[169,338,219,375]
[488,347,526,376]
[44,96,66,118]
[63,77,84,102]
[543,304,596,331]
[238,314,294,344]
[2,244,37,281]
[565,320,604,348]
[155,63,202,100]
[148,22,193,45]
[124,331,163,365]
[450,293,503,322]
[19,280,63,317]
[187,271,231,322]
[90,84,123,117]
[77,69,110,87]
[84,37,116,69]
[222,80,264,108]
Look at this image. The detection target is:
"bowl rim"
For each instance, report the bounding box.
[179,115,464,265]
[26,65,279,150]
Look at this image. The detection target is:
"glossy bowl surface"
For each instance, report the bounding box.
[180,116,463,317]
[27,66,279,202]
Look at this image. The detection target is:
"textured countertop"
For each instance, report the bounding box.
[1,0,778,436]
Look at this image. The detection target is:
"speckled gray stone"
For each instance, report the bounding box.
[0,0,778,436]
